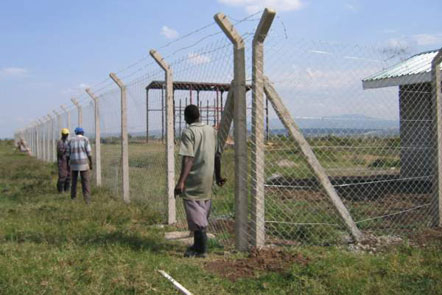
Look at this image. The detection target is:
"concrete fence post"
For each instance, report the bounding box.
[71,98,82,127]
[86,88,102,187]
[49,114,56,162]
[215,12,249,251]
[431,48,442,227]
[46,115,51,162]
[150,49,176,225]
[60,105,70,132]
[37,119,42,160]
[45,115,51,162]
[42,118,47,161]
[53,110,61,133]
[251,8,276,248]
[109,73,130,203]
[42,117,46,162]
[146,89,149,143]
[30,124,34,156]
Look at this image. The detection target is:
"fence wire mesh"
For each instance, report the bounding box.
[258,29,439,243]
[17,10,442,250]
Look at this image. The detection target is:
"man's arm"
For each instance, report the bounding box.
[174,156,194,196]
[215,152,226,186]
[86,139,93,170]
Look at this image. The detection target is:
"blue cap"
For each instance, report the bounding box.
[74,127,84,134]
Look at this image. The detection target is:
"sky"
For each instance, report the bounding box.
[1,0,441,138]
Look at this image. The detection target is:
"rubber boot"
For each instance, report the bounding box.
[199,230,208,258]
[184,232,197,257]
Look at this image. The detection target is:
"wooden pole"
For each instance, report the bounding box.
[109,73,130,203]
[215,12,249,251]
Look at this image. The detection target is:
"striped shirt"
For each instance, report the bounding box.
[67,135,91,171]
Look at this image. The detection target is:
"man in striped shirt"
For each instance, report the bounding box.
[67,127,93,203]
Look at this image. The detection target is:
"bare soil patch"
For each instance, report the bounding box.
[409,227,442,248]
[204,248,309,281]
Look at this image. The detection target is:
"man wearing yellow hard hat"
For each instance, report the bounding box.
[56,128,71,193]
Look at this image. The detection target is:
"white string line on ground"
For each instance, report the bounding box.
[265,221,340,226]
[264,175,431,189]
[355,203,431,224]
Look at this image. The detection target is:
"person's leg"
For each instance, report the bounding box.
[64,163,71,192]
[71,170,78,200]
[198,200,211,256]
[81,170,91,204]
[195,200,211,257]
[57,161,65,193]
[57,175,65,193]
[183,199,198,256]
[183,199,210,258]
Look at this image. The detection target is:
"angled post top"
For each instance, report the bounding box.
[109,73,126,89]
[214,12,244,49]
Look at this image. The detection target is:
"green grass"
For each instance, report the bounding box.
[100,136,424,242]
[1,140,442,294]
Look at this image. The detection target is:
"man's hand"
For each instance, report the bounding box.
[174,182,185,197]
[89,160,93,170]
[216,177,227,187]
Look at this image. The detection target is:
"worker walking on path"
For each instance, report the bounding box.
[175,105,226,258]
[67,127,93,204]
[56,128,71,193]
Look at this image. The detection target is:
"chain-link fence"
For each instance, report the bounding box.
[16,8,442,251]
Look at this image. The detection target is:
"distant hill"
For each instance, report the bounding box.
[267,114,399,131]
[98,114,399,139]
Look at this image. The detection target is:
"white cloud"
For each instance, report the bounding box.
[345,3,358,12]
[161,26,179,39]
[218,0,303,14]
[0,67,28,78]
[412,34,442,46]
[385,33,442,51]
[310,50,332,55]
[385,38,409,50]
[61,83,90,96]
[187,52,211,65]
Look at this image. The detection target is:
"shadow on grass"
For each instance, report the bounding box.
[79,230,178,253]
[4,228,180,254]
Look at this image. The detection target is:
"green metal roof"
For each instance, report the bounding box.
[362,49,441,89]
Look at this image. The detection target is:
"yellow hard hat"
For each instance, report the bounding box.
[61,128,70,135]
